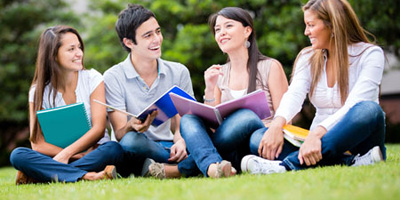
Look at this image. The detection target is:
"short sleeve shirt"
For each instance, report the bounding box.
[104,55,194,141]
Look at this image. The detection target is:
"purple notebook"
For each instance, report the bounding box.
[170,89,271,128]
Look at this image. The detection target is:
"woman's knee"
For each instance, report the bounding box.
[180,115,202,128]
[180,114,205,138]
[223,109,264,131]
[10,147,31,168]
[231,109,260,122]
[352,101,384,123]
[249,128,267,155]
[100,141,124,156]
[233,109,264,127]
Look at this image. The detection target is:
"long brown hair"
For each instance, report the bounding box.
[302,0,374,104]
[30,25,84,142]
[208,7,268,93]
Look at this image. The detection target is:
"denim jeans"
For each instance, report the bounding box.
[119,131,200,177]
[249,101,386,171]
[180,109,265,176]
[9,141,126,182]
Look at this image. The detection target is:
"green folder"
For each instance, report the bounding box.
[37,102,91,148]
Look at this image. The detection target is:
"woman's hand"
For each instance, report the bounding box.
[298,126,326,166]
[53,149,73,164]
[258,125,284,160]
[204,65,223,93]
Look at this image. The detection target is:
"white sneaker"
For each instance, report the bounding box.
[241,155,286,174]
[351,146,383,167]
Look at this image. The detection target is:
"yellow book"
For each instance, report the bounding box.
[282,124,309,147]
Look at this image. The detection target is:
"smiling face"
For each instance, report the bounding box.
[128,17,163,61]
[214,15,251,53]
[304,10,332,50]
[57,32,83,72]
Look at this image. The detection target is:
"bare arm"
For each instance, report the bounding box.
[268,60,288,112]
[168,114,188,162]
[257,60,289,160]
[204,65,223,106]
[30,102,64,157]
[52,82,107,163]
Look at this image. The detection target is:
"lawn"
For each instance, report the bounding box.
[1,144,399,200]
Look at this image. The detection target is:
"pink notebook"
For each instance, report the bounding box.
[169,89,271,128]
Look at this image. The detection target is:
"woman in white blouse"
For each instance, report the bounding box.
[10,26,125,184]
[242,0,386,174]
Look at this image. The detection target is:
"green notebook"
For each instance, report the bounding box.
[37,102,91,148]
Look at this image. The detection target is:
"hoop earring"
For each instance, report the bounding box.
[245,41,250,48]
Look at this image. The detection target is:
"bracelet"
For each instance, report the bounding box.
[203,95,215,103]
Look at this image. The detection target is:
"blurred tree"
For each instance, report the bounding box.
[1,0,399,166]
[0,0,80,166]
[83,0,307,99]
[81,0,400,142]
[350,0,400,58]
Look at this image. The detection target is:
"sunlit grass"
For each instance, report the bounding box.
[1,144,399,200]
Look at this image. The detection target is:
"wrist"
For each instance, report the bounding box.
[203,95,215,103]
[59,148,74,158]
[312,126,327,139]
[270,117,286,129]
[204,87,215,96]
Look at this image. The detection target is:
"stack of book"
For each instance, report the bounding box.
[282,124,309,147]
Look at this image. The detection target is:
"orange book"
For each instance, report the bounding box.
[282,124,309,147]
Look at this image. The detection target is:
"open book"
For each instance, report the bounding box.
[95,85,195,127]
[282,124,309,147]
[37,102,91,148]
[169,89,271,128]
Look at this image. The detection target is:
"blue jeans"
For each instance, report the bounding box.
[9,141,126,182]
[119,131,200,177]
[181,109,265,176]
[249,101,386,170]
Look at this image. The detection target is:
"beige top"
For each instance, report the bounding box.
[217,58,276,124]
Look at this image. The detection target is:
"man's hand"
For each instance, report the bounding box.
[129,110,158,133]
[168,139,188,163]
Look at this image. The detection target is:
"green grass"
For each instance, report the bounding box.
[1,145,400,200]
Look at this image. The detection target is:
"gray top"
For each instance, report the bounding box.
[104,54,194,141]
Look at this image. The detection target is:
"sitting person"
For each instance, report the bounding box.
[10,25,124,184]
[104,4,198,178]
[242,0,386,174]
[178,7,288,178]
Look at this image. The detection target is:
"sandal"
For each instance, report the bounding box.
[15,170,37,185]
[148,162,166,179]
[213,160,236,178]
[104,165,117,179]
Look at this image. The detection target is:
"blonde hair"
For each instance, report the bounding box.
[302,0,374,104]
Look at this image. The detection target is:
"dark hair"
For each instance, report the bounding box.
[208,7,267,93]
[115,4,156,52]
[30,25,84,142]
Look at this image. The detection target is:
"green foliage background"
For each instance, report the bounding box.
[1,0,399,166]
